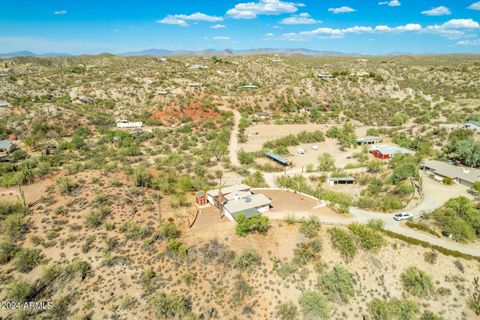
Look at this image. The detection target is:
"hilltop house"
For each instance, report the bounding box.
[206,184,272,221]
[463,120,480,133]
[240,85,259,89]
[369,144,410,159]
[420,160,480,187]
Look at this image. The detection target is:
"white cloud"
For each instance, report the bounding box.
[210,24,226,29]
[53,10,67,15]
[280,13,319,24]
[328,6,356,14]
[226,0,302,19]
[157,12,223,27]
[421,6,451,16]
[282,23,421,41]
[468,1,480,10]
[264,32,275,37]
[456,39,480,45]
[213,36,230,40]
[440,18,479,29]
[378,0,401,7]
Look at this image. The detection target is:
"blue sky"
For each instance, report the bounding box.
[0,0,480,54]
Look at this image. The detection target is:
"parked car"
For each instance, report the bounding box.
[311,145,319,150]
[297,148,305,154]
[442,230,452,238]
[393,212,412,221]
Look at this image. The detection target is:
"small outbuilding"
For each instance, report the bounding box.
[255,112,272,119]
[265,151,289,166]
[195,191,208,206]
[316,73,335,79]
[240,85,259,89]
[356,136,383,145]
[328,177,355,185]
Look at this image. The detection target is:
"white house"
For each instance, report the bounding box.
[206,184,272,221]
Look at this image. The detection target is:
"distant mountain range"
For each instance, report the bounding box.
[0,48,351,58]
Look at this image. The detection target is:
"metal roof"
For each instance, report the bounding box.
[369,144,409,155]
[356,136,383,143]
[233,208,261,220]
[265,151,289,165]
[464,120,480,128]
[328,176,355,182]
[0,140,13,151]
[223,193,272,214]
[207,184,251,198]
[421,160,480,184]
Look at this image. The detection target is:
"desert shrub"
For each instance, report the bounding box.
[15,248,43,273]
[293,239,322,266]
[235,214,270,236]
[423,251,438,265]
[232,275,253,303]
[368,298,418,320]
[167,239,188,256]
[161,222,179,239]
[7,279,33,302]
[318,264,355,304]
[57,177,79,195]
[276,301,298,320]
[198,240,235,266]
[233,249,261,270]
[329,228,357,262]
[151,292,190,319]
[367,219,385,230]
[299,216,322,239]
[420,312,444,320]
[0,241,17,264]
[120,221,148,240]
[401,266,435,298]
[469,291,480,316]
[276,261,298,279]
[348,223,384,251]
[389,298,418,320]
[320,189,352,213]
[1,213,25,241]
[298,290,329,320]
[71,258,92,280]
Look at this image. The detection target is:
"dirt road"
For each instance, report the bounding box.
[219,106,241,167]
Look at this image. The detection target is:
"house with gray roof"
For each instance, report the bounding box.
[206,184,272,221]
[463,120,480,133]
[420,160,480,187]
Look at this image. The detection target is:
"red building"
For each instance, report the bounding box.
[195,191,208,206]
[369,145,409,159]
